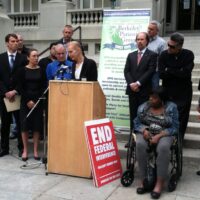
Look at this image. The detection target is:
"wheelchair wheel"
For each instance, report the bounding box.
[168,173,178,192]
[121,170,134,187]
[126,134,136,171]
[176,135,183,178]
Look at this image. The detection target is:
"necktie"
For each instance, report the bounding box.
[137,51,142,65]
[10,54,15,69]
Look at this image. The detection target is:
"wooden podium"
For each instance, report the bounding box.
[47,81,106,178]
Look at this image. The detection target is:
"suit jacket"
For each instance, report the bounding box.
[0,52,27,98]
[20,45,29,56]
[198,79,200,91]
[124,48,157,96]
[158,49,194,103]
[72,57,98,81]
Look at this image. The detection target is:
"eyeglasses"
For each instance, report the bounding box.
[167,43,177,49]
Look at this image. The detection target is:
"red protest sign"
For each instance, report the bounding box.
[84,118,122,187]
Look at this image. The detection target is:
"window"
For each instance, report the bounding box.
[83,0,90,8]
[14,0,20,12]
[94,0,102,8]
[82,43,88,53]
[6,0,11,13]
[81,0,119,9]
[95,43,101,54]
[24,0,30,12]
[32,0,38,11]
[24,0,38,12]
[104,0,111,7]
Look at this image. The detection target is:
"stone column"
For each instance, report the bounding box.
[39,0,75,40]
[0,1,14,53]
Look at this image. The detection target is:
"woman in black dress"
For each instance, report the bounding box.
[18,49,46,161]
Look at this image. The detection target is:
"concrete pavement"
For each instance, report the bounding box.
[0,140,200,200]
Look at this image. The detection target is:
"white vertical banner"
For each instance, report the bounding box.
[98,9,151,129]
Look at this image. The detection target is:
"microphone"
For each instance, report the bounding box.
[54,64,71,80]
[54,67,61,80]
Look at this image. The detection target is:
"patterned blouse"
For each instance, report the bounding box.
[134,101,179,136]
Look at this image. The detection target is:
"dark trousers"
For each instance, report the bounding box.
[176,100,192,140]
[0,99,23,152]
[128,93,149,131]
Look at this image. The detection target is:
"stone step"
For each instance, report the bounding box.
[192,83,199,91]
[115,129,129,141]
[117,140,127,159]
[182,148,200,163]
[192,69,200,76]
[117,140,200,163]
[116,131,200,148]
[186,122,200,134]
[183,133,200,149]
[190,100,198,110]
[192,91,200,101]
[193,64,200,70]
[194,63,200,69]
[115,123,200,140]
[192,76,200,84]
[189,110,199,122]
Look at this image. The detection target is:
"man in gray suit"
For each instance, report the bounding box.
[124,32,157,136]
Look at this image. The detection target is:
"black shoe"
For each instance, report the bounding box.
[136,187,147,194]
[125,141,130,148]
[151,191,161,199]
[34,156,41,161]
[22,157,28,162]
[196,171,200,176]
[9,133,17,139]
[0,150,9,157]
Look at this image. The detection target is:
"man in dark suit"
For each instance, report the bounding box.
[124,32,157,134]
[0,33,27,157]
[17,34,29,56]
[57,25,74,46]
[9,34,30,140]
[159,32,194,140]
[56,25,84,58]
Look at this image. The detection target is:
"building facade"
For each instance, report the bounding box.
[0,0,200,59]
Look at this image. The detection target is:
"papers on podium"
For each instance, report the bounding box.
[3,95,21,112]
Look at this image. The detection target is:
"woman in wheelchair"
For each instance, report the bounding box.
[134,86,179,199]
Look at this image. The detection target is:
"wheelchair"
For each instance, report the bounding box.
[121,131,182,192]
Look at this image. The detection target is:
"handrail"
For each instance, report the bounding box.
[160,18,165,36]
[38,26,82,57]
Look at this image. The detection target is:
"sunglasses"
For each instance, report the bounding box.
[167,43,177,49]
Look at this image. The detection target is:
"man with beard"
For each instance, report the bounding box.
[124,32,157,145]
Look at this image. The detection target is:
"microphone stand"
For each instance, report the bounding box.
[21,87,48,171]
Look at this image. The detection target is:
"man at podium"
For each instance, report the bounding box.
[67,41,98,81]
[46,44,73,81]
